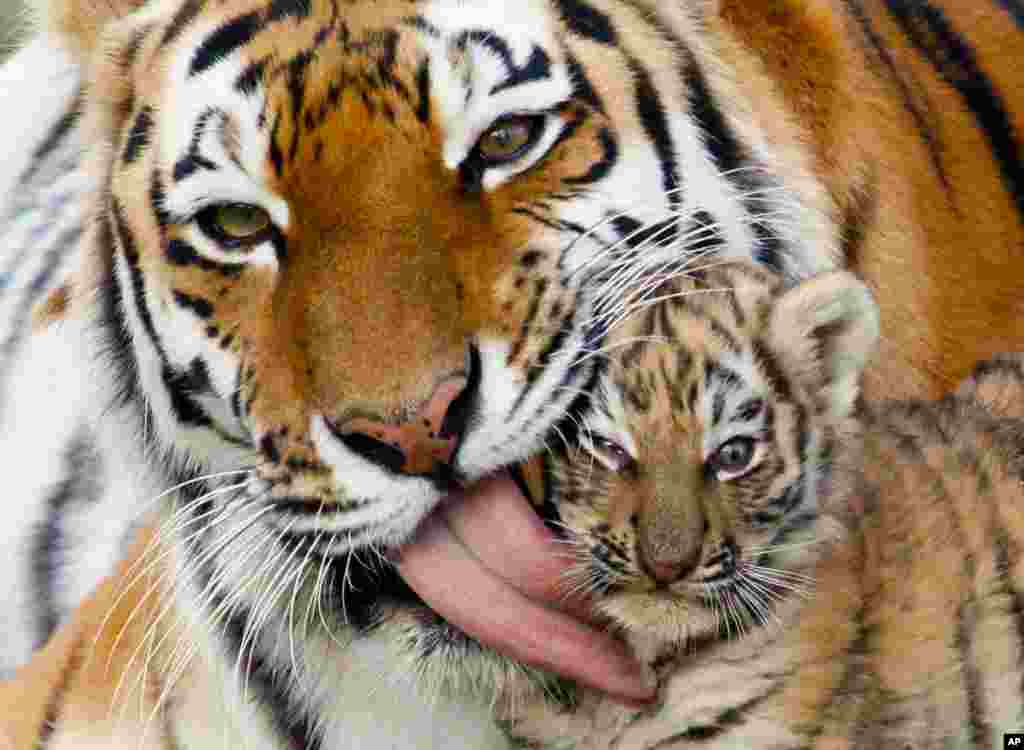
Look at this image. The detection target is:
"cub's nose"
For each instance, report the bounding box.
[638,515,706,585]
[640,551,699,585]
[330,377,470,476]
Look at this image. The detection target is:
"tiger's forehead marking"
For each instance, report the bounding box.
[698,351,771,458]
[152,0,575,200]
[159,35,287,233]
[608,272,777,448]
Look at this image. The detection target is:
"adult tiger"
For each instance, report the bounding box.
[0,0,1021,745]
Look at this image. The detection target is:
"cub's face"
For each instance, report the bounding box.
[551,266,877,645]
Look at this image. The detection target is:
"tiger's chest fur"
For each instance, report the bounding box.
[0,526,515,750]
[504,270,1024,750]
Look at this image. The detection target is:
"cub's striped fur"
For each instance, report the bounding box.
[958,353,1024,421]
[0,0,1022,745]
[508,264,1024,749]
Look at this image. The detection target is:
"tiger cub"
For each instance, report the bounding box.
[505,264,1024,749]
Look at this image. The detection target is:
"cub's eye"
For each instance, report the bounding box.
[475,115,545,165]
[588,436,634,473]
[196,203,273,248]
[708,437,759,481]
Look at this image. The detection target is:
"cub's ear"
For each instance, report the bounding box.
[767,271,879,418]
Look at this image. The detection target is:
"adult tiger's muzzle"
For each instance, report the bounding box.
[325,374,471,478]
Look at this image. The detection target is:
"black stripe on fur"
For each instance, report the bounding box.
[992,525,1024,702]
[507,282,579,421]
[800,595,874,744]
[123,106,155,165]
[189,0,312,78]
[884,0,1024,222]
[17,90,83,188]
[172,108,220,182]
[184,490,323,750]
[36,636,86,749]
[112,198,213,428]
[654,677,789,743]
[915,431,993,747]
[554,0,618,45]
[165,239,246,277]
[842,0,954,199]
[625,56,680,206]
[684,61,784,271]
[161,0,206,48]
[32,430,102,649]
[189,12,261,77]
[111,198,165,358]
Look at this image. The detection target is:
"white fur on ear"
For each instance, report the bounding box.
[767,271,880,418]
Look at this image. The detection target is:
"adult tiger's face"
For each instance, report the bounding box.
[90,0,831,551]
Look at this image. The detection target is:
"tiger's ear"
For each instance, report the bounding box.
[767,272,879,418]
[34,0,148,57]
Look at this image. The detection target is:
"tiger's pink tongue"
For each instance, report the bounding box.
[356,383,654,701]
[396,476,655,704]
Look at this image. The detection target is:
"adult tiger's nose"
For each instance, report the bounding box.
[331,377,470,476]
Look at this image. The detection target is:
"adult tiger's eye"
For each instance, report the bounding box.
[197,203,273,247]
[476,115,542,164]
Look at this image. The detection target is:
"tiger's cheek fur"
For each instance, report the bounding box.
[95,46,262,456]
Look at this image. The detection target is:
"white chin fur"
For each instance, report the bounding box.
[308,415,442,547]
